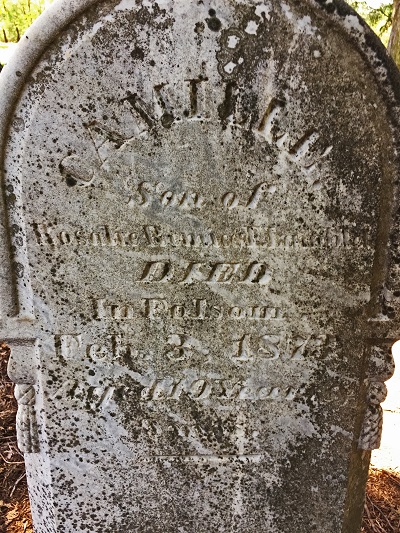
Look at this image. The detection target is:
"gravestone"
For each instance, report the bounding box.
[1,0,400,531]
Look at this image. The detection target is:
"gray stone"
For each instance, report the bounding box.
[1,0,400,531]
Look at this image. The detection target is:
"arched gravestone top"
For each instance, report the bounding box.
[1,0,400,531]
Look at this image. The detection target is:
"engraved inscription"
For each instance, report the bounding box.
[127,181,205,210]
[54,332,334,366]
[95,297,284,321]
[123,76,209,130]
[143,299,284,321]
[256,98,333,172]
[32,222,372,250]
[51,376,299,406]
[232,333,333,362]
[52,380,116,411]
[127,181,272,211]
[138,261,272,285]
[141,376,297,402]
[82,63,335,177]
[33,223,139,247]
[56,334,137,363]
[165,334,210,361]
[143,225,370,250]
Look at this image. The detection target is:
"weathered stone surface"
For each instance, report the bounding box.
[1,1,400,531]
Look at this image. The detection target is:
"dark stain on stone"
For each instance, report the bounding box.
[194,21,204,34]
[66,176,77,187]
[131,46,145,60]
[160,113,174,129]
[206,9,222,32]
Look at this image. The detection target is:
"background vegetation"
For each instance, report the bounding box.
[0,1,399,67]
[349,1,393,44]
[0,0,395,44]
[0,0,53,43]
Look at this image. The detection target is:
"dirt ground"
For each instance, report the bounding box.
[0,344,32,533]
[1,343,399,533]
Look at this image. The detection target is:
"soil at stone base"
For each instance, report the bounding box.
[0,344,32,533]
[0,343,399,533]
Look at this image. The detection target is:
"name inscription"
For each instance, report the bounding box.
[33,223,371,250]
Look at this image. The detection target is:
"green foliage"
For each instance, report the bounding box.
[348,1,393,45]
[0,0,53,43]
[0,0,394,47]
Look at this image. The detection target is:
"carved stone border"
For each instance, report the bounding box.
[6,338,40,453]
[0,0,99,321]
[359,341,396,450]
